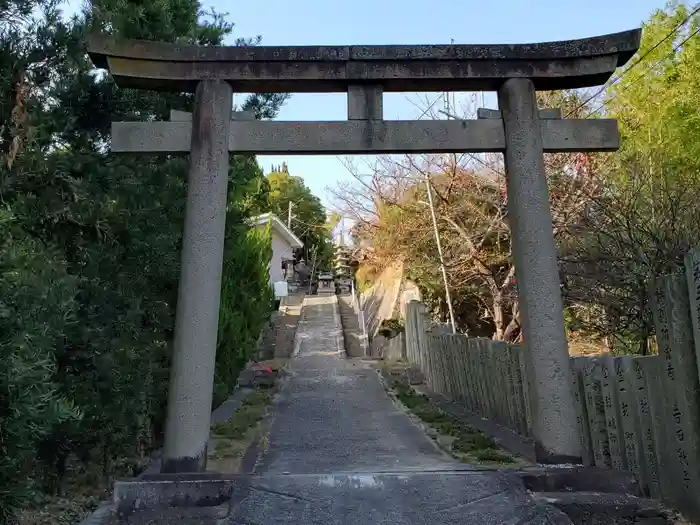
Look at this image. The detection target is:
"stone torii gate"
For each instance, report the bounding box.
[87,29,641,472]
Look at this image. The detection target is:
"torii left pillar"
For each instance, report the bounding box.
[161,79,232,473]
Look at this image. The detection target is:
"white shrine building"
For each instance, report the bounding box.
[250,213,303,288]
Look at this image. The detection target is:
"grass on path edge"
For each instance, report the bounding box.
[385,368,529,468]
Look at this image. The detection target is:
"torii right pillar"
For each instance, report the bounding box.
[499,78,581,463]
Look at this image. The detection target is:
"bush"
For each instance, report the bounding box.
[0,1,285,519]
[378,318,404,339]
[0,210,82,521]
[215,222,274,407]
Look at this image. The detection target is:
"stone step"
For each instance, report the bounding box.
[110,505,231,525]
[530,492,675,525]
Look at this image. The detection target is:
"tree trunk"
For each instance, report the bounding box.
[503,302,521,343]
[493,294,505,340]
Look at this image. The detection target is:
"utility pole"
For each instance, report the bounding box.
[287,200,293,228]
[428,72,458,334]
[425,176,457,334]
[307,245,318,295]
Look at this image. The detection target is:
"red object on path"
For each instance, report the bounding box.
[250,363,273,375]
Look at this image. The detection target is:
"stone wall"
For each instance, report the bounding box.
[360,262,403,339]
[389,248,700,522]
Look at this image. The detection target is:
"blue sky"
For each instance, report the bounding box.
[66,0,664,208]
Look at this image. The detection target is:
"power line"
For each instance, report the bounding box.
[291,217,330,230]
[578,23,700,178]
[414,93,446,120]
[565,4,700,118]
[424,175,457,334]
[584,23,700,118]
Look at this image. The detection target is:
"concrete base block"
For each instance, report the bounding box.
[517,466,642,496]
[113,473,244,517]
[530,492,675,525]
[114,505,231,525]
[533,442,582,467]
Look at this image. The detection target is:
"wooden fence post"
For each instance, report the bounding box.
[600,355,625,470]
[416,303,431,385]
[581,358,611,468]
[616,356,655,496]
[517,344,535,436]
[405,301,419,366]
[651,271,700,515]
[571,357,594,466]
[684,249,700,389]
[461,337,476,412]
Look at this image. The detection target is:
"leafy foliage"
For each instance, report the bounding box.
[378,318,404,339]
[559,1,700,353]
[260,162,334,268]
[338,2,700,354]
[215,222,274,407]
[0,0,288,521]
[0,210,82,522]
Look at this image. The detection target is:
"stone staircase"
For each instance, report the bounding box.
[337,294,364,358]
[273,293,304,358]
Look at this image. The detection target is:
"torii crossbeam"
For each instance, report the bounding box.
[112,112,619,154]
[87,28,641,473]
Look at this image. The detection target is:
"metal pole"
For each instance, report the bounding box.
[287,200,293,228]
[424,176,457,334]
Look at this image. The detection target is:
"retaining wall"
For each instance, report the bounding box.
[389,250,700,521]
[359,262,402,339]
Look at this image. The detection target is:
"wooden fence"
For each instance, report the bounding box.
[382,331,405,361]
[389,250,700,520]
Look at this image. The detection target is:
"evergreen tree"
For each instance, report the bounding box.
[0,0,287,519]
[261,163,334,268]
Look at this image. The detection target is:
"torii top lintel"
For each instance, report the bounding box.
[87,29,641,93]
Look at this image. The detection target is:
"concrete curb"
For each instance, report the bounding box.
[112,475,243,517]
[73,301,305,525]
[375,368,457,464]
[140,387,253,477]
[113,379,285,518]
[75,502,114,525]
[414,386,538,464]
[293,296,311,357]
[238,385,282,475]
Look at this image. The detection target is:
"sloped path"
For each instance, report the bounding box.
[226,295,571,524]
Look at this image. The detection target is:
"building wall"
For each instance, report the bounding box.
[269,231,295,284]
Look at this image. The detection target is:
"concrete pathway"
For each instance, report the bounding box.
[227,296,571,524]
